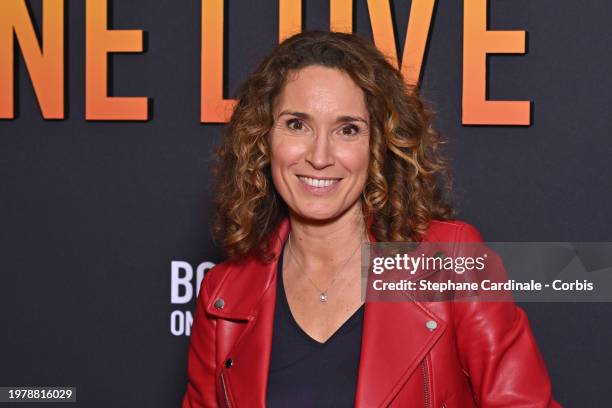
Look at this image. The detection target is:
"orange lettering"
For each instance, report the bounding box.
[201,0,236,123]
[367,0,436,85]
[86,0,148,120]
[0,0,63,119]
[463,0,530,125]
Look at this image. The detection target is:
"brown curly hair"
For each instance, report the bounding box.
[212,30,454,262]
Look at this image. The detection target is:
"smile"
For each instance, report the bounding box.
[297,176,341,188]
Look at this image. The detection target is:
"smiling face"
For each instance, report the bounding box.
[269,65,371,222]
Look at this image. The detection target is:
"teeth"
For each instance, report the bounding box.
[298,176,339,188]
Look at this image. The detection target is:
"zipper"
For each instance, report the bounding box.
[421,357,431,408]
[220,371,232,408]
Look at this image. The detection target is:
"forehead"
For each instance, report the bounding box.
[273,65,368,117]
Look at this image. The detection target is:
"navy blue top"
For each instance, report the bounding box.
[266,244,365,407]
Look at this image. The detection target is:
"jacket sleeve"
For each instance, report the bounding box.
[452,223,562,408]
[182,273,219,408]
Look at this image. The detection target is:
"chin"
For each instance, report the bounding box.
[296,200,361,222]
[293,207,341,223]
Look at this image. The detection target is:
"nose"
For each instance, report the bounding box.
[305,130,335,169]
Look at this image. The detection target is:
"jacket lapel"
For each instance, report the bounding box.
[355,301,446,407]
[204,217,290,407]
[205,216,447,407]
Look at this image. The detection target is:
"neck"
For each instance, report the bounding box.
[286,204,368,269]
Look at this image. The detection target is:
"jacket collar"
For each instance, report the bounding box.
[205,215,447,407]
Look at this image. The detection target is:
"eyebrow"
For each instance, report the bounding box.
[277,110,369,126]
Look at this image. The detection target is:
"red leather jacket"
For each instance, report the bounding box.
[183,217,561,407]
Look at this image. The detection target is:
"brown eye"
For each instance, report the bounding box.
[286,118,305,131]
[341,124,360,136]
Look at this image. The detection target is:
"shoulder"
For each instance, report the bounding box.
[425,219,485,243]
[199,256,252,298]
[198,251,276,316]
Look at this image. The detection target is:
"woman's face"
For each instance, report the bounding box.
[269,65,370,222]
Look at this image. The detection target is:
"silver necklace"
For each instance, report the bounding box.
[286,231,367,303]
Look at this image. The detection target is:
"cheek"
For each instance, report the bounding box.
[341,145,370,179]
[269,139,300,185]
[269,155,287,189]
[270,135,307,165]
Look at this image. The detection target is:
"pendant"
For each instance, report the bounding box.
[319,292,328,302]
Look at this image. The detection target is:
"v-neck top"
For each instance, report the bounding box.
[266,244,365,407]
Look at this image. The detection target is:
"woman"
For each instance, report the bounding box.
[183,30,560,407]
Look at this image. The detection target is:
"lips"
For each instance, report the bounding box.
[297,176,341,188]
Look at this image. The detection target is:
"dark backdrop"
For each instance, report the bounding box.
[1,1,611,406]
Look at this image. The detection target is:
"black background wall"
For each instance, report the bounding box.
[1,1,611,406]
